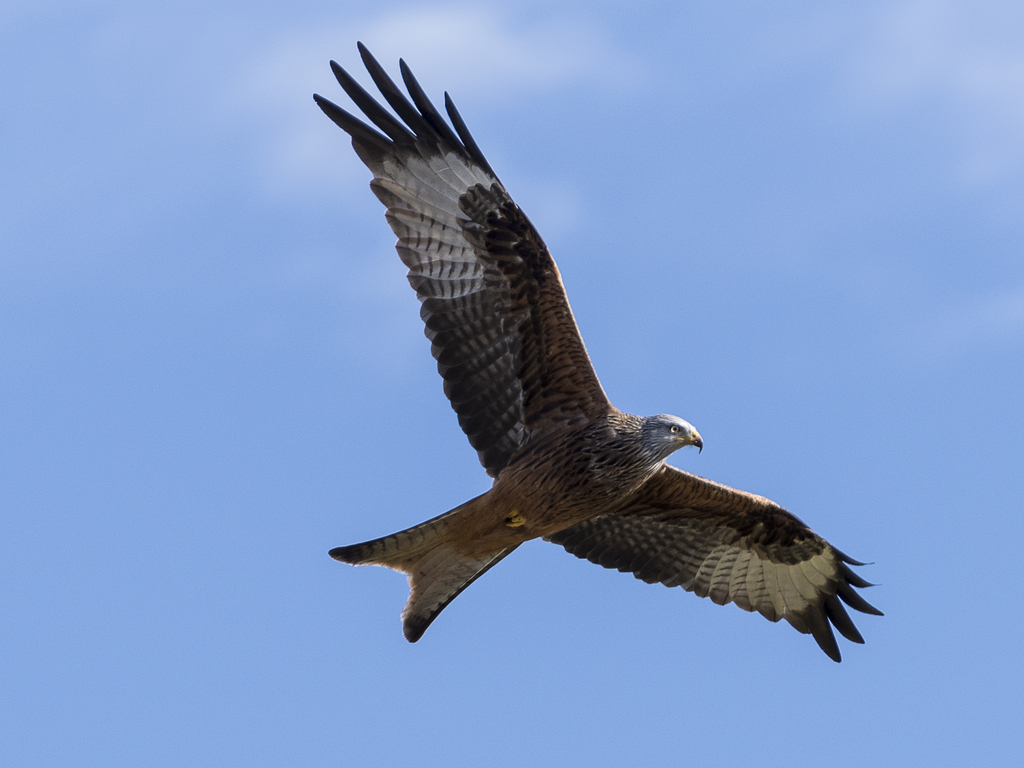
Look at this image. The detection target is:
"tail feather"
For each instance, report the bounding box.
[329,507,456,573]
[330,502,517,641]
[401,544,518,641]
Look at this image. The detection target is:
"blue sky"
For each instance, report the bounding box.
[3,1,1023,765]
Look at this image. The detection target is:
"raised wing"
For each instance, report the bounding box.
[314,44,611,477]
[546,465,882,661]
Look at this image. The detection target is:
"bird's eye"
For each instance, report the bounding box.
[670,425,680,433]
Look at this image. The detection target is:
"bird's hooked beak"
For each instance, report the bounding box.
[676,428,703,453]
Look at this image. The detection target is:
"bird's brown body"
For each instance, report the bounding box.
[317,44,882,660]
[436,411,676,556]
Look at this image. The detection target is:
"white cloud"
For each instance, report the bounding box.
[851,0,1024,183]
[234,5,639,195]
[353,6,639,93]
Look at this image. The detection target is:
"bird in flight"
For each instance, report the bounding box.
[314,43,881,662]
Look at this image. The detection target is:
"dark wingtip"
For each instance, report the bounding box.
[403,618,427,643]
[443,91,499,179]
[357,40,379,70]
[825,594,865,645]
[818,632,842,662]
[808,610,843,662]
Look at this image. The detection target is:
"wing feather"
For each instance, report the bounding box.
[315,43,610,477]
[546,465,881,661]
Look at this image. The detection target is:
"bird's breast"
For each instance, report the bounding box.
[479,426,658,539]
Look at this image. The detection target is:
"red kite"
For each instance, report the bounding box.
[315,44,881,661]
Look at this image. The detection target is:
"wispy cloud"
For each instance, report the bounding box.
[353,6,640,93]
[235,5,639,194]
[850,0,1024,183]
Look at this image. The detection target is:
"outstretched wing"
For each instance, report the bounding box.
[546,465,882,661]
[314,43,611,477]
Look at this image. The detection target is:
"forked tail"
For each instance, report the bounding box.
[330,504,518,641]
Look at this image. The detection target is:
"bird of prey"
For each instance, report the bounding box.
[315,43,881,662]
